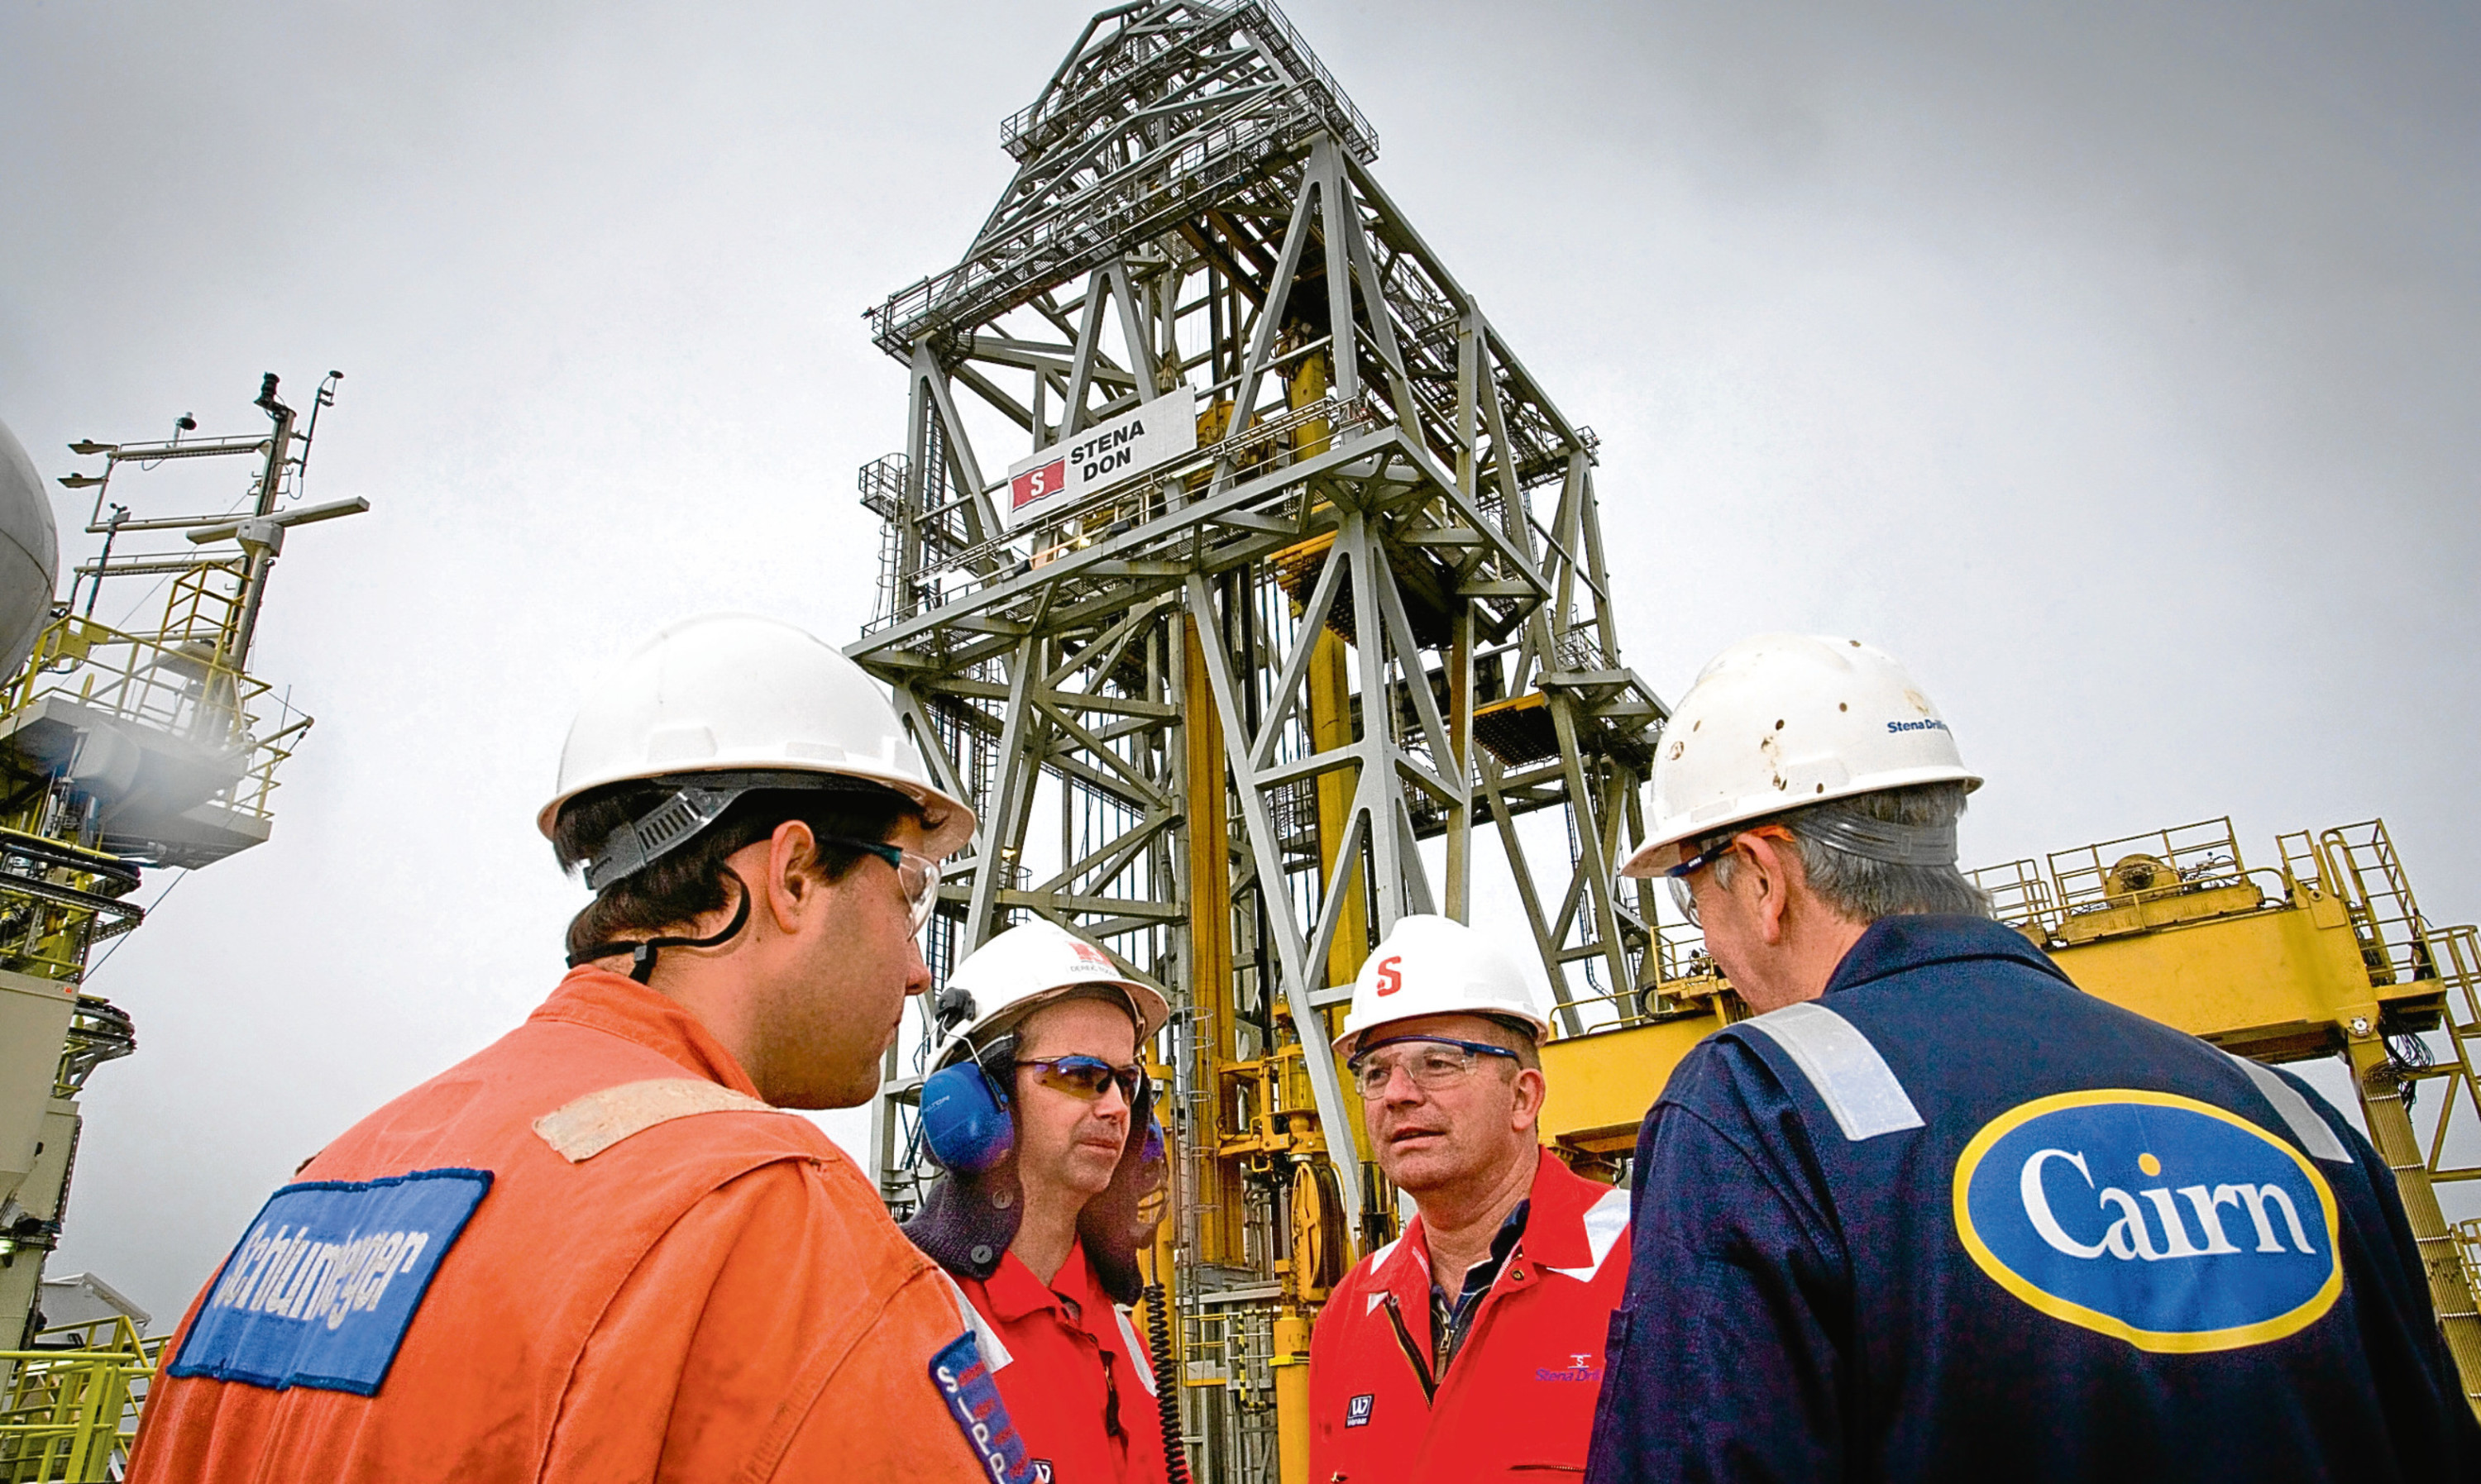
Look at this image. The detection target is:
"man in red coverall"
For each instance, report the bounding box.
[902,920,1183,1483]
[128,614,1032,1483]
[1307,914,1632,1482]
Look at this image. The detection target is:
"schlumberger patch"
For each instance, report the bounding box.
[169,1167,492,1395]
[930,1330,1036,1484]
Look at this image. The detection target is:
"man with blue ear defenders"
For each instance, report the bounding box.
[901,920,1183,1484]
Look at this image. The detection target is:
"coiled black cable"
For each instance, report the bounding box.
[1142,1279,1191,1484]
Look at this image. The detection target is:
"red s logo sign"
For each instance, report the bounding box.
[1374,957,1403,996]
[1011,459,1066,510]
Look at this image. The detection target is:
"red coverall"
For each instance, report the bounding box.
[1307,1148,1632,1482]
[953,1238,1174,1483]
[127,967,994,1483]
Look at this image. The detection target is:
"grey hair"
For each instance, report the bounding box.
[1710,781,1990,923]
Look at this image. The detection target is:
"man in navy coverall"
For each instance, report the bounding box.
[1585,632,2479,1482]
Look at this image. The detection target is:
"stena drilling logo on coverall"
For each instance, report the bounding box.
[1953,1090,2341,1351]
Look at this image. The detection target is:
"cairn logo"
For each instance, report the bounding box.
[1346,1393,1375,1428]
[1953,1090,2341,1353]
[1374,957,1403,997]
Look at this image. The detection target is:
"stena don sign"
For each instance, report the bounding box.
[1953,1090,2341,1352]
[1004,387,1197,529]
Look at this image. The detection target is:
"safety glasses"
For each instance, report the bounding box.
[1346,1036,1519,1099]
[1664,837,1734,928]
[1661,827,1787,928]
[823,837,941,932]
[1019,1054,1146,1103]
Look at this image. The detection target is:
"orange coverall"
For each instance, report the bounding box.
[127,967,999,1483]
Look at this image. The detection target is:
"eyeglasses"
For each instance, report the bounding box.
[1346,1036,1519,1099]
[1018,1054,1146,1103]
[823,837,940,932]
[1662,833,1750,928]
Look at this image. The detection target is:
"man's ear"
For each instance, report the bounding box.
[761,819,825,933]
[1510,1066,1547,1133]
[1740,829,1801,946]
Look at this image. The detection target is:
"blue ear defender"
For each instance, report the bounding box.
[920,1033,1018,1173]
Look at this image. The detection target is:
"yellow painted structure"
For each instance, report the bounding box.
[0,1315,159,1482]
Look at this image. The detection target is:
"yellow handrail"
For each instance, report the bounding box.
[0,1322,161,1483]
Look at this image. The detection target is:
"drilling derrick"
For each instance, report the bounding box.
[851,6,1666,1477]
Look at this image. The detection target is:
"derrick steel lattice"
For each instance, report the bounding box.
[849,6,1664,1477]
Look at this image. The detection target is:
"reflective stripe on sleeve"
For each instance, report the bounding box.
[936,1271,1014,1372]
[1742,1001,1924,1141]
[1111,1305,1159,1397]
[1540,1186,1632,1283]
[530,1079,780,1162]
[2225,1051,2351,1164]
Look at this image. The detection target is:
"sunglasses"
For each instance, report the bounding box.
[1017,1054,1147,1102]
[822,837,941,932]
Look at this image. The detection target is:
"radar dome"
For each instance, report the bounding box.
[0,418,60,684]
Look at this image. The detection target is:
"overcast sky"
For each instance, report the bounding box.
[2,0,2474,1325]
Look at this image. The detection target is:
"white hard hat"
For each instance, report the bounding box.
[538,613,976,869]
[1619,633,1979,878]
[931,920,1171,1068]
[1331,914,1550,1053]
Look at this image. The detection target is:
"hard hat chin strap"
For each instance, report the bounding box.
[1795,811,1958,868]
[567,868,755,984]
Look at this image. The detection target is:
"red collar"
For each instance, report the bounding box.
[528,967,765,1098]
[1381,1147,1613,1281]
[979,1239,1100,1326]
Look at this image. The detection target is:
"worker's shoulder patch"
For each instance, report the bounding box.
[532,1077,783,1162]
[169,1167,492,1396]
[929,1329,1040,1484]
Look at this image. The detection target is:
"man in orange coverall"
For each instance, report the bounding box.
[1307,915,1632,1482]
[128,614,1032,1483]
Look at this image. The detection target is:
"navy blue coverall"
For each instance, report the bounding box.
[1584,914,2481,1482]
